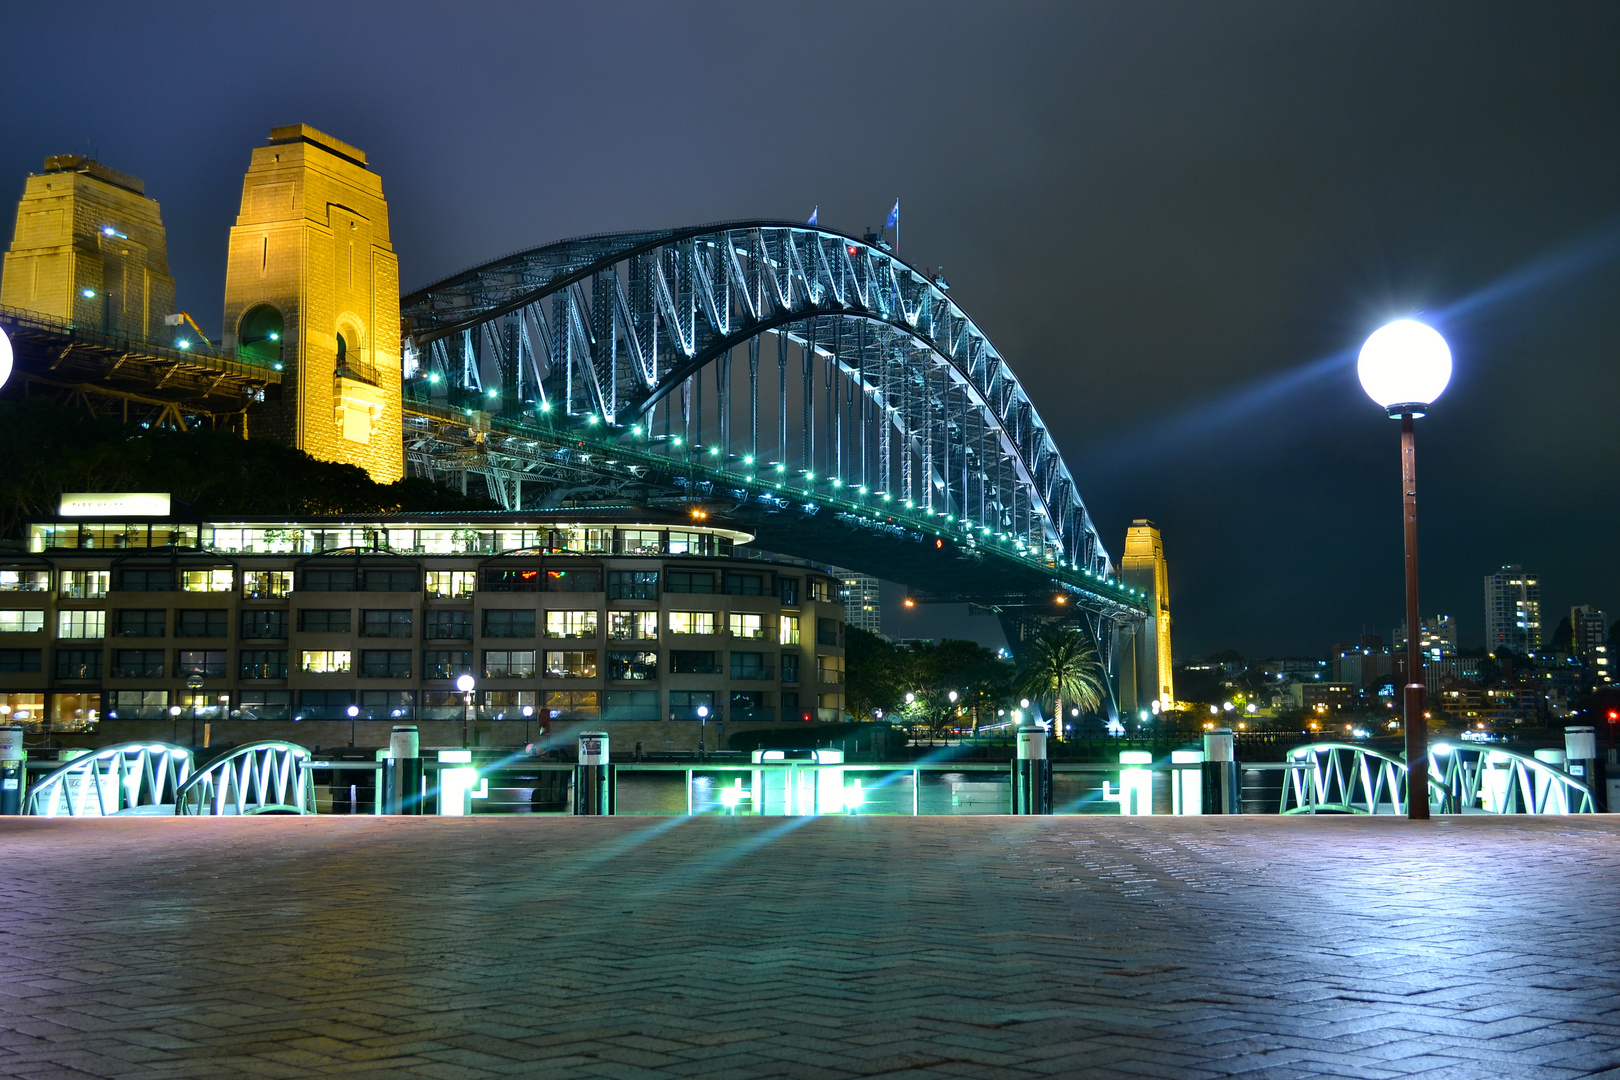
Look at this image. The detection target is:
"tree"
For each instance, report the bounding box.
[1014,628,1107,741]
[844,627,911,722]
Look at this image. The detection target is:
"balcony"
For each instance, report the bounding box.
[730,666,775,682]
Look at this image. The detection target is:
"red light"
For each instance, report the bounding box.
[934,538,943,549]
[1610,710,1619,721]
[520,570,537,579]
[847,245,859,256]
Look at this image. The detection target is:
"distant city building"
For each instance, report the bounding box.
[1395,615,1457,662]
[1484,566,1542,655]
[834,570,883,635]
[1333,637,1392,694]
[1118,520,1173,714]
[1571,605,1611,684]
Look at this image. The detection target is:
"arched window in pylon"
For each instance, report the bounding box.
[335,316,372,383]
[238,305,283,366]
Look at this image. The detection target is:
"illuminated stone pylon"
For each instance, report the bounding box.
[1119,519,1173,716]
[223,125,403,482]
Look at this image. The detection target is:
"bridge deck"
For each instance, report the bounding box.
[0,816,1616,1078]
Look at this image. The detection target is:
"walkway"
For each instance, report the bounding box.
[0,816,1617,1079]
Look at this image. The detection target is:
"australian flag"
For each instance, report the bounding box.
[884,199,899,229]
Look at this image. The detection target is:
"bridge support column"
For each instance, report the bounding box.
[381,725,423,815]
[574,731,613,815]
[1565,726,1603,811]
[1202,727,1239,814]
[0,726,24,816]
[1012,721,1051,815]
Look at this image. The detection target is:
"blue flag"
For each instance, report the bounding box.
[884,199,899,229]
[807,206,818,226]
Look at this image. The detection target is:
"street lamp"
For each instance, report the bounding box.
[1359,317,1452,821]
[347,704,359,747]
[456,673,476,748]
[697,704,709,759]
[185,674,204,746]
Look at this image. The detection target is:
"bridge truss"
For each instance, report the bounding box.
[399,221,1145,623]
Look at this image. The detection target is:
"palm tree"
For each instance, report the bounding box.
[1014,628,1107,741]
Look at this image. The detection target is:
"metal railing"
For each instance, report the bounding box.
[1280,742,1598,815]
[25,743,194,816]
[175,742,317,815]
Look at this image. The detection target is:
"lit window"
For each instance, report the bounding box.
[243,571,293,599]
[545,610,598,639]
[607,611,658,640]
[544,650,597,679]
[57,610,105,639]
[301,650,352,674]
[669,611,717,635]
[729,613,766,639]
[483,650,537,678]
[0,610,44,633]
[0,570,49,592]
[426,570,476,598]
[59,570,109,599]
[181,569,234,593]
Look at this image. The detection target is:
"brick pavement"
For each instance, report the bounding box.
[0,815,1618,1079]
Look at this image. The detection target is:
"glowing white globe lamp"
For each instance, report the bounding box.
[1358,319,1451,416]
[0,324,12,390]
[456,673,476,694]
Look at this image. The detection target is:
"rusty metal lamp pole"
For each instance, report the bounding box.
[1358,319,1453,821]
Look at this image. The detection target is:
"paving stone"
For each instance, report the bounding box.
[1,815,1618,1077]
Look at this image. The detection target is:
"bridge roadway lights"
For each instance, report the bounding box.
[381,725,423,815]
[575,731,613,816]
[0,725,23,816]
[1012,721,1051,815]
[1202,727,1239,815]
[1565,726,1604,812]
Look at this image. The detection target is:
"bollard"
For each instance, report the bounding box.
[1202,727,1239,814]
[0,726,24,816]
[1012,721,1051,814]
[381,725,423,814]
[574,730,612,815]
[1564,726,1603,811]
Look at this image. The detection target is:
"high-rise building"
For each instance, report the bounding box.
[1395,615,1457,662]
[1571,605,1610,684]
[1484,566,1541,655]
[222,125,403,483]
[835,570,882,635]
[1118,519,1173,713]
[1,155,176,341]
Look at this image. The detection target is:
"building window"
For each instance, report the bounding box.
[817,617,840,647]
[670,650,719,675]
[808,578,831,602]
[180,569,234,593]
[730,691,770,721]
[424,609,473,639]
[724,573,764,596]
[56,650,102,676]
[175,609,228,637]
[545,610,598,639]
[364,568,418,592]
[817,655,845,685]
[240,649,289,679]
[360,689,415,719]
[107,689,170,720]
[0,649,43,672]
[544,690,600,721]
[0,570,50,592]
[177,650,228,678]
[300,568,357,592]
[298,690,353,720]
[607,611,658,641]
[243,571,293,599]
[361,609,413,637]
[111,649,165,678]
[668,531,720,556]
[669,690,715,720]
[603,689,659,721]
[730,652,771,680]
[618,530,663,556]
[483,609,536,637]
[665,570,714,594]
[776,577,799,605]
[0,610,45,633]
[781,652,800,684]
[483,650,536,678]
[545,568,602,593]
[241,609,288,639]
[300,650,351,674]
[60,570,111,598]
[781,690,804,720]
[238,690,292,721]
[58,610,105,639]
[668,611,717,636]
[606,650,658,681]
[360,649,412,678]
[607,570,659,600]
[115,569,168,593]
[298,609,351,633]
[779,615,800,645]
[482,568,544,592]
[423,650,474,680]
[481,690,534,718]
[426,570,476,598]
[115,609,165,637]
[544,650,597,679]
[729,613,766,640]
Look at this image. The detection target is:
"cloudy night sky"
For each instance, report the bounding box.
[3,1,1617,658]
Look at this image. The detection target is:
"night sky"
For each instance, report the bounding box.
[3,2,1617,658]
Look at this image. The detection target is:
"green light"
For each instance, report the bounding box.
[176,340,190,350]
[832,479,842,487]
[272,362,283,371]
[632,425,642,435]
[775,463,785,473]
[672,436,682,446]
[428,372,440,384]
[539,401,551,412]
[268,332,279,341]
[858,486,867,494]
[708,446,720,455]
[586,414,598,424]
[805,471,815,480]
[882,494,891,502]
[80,288,96,299]
[743,455,754,464]
[487,388,498,398]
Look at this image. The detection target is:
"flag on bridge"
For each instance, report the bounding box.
[807,206,818,226]
[884,199,899,229]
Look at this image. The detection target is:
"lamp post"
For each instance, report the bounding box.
[347,704,359,747]
[1358,318,1452,821]
[456,673,476,748]
[697,704,709,758]
[185,674,204,746]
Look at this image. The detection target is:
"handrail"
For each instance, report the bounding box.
[24,743,194,816]
[1281,742,1597,815]
[175,741,316,815]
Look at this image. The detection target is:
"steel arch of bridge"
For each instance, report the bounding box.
[401,221,1112,577]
